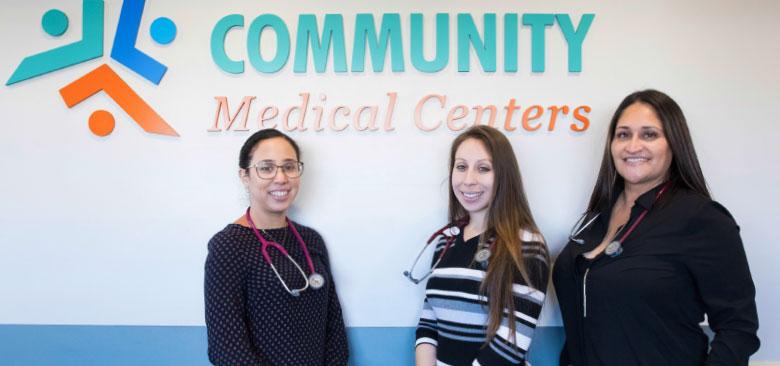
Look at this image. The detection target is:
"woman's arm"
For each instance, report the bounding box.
[321,245,350,366]
[415,297,439,365]
[204,236,267,365]
[686,201,760,366]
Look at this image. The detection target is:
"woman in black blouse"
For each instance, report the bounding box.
[204,129,348,365]
[553,90,759,365]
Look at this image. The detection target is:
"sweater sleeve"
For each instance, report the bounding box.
[204,234,268,366]
[474,236,550,366]
[685,201,760,366]
[320,241,350,366]
[415,238,446,347]
[416,298,440,347]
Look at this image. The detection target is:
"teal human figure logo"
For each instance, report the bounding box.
[7,0,177,86]
[6,0,104,85]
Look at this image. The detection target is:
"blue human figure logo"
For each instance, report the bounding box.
[6,0,177,86]
[111,0,177,84]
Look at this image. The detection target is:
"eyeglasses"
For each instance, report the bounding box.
[250,161,304,179]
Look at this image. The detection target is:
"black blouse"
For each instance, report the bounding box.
[552,184,759,366]
[204,222,349,366]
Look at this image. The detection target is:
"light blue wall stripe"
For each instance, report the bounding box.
[0,325,564,366]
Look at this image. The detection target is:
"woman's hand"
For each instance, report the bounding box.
[415,343,437,366]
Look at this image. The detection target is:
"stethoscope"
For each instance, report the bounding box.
[403,218,494,284]
[245,208,325,296]
[568,182,671,257]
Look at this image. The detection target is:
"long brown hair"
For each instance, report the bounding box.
[586,90,710,215]
[448,125,547,346]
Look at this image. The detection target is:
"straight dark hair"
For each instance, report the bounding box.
[238,129,300,170]
[587,89,710,214]
[448,125,548,346]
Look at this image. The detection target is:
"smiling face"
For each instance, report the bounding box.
[451,138,495,218]
[611,102,673,193]
[240,137,300,220]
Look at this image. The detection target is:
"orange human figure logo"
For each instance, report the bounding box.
[59,64,178,137]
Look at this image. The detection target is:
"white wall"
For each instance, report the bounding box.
[0,0,777,360]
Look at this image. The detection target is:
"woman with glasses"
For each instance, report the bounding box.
[553,90,759,365]
[414,125,550,366]
[204,129,348,365]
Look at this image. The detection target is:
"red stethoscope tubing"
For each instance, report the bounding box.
[404,219,471,284]
[615,182,672,243]
[245,208,317,277]
[428,224,459,263]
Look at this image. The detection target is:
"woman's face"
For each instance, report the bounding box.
[611,102,673,193]
[241,137,300,218]
[451,138,495,217]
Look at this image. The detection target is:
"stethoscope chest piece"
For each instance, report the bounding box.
[605,240,623,257]
[474,238,493,269]
[474,247,491,264]
[308,273,325,289]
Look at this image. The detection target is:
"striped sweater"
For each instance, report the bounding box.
[415,229,549,366]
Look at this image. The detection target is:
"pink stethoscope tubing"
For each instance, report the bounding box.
[245,208,322,296]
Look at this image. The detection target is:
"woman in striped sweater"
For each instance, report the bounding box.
[415,126,550,366]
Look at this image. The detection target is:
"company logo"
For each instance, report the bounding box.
[7,0,179,137]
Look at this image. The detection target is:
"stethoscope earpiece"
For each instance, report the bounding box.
[569,213,600,246]
[403,270,421,284]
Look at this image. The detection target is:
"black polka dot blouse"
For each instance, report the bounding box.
[204,222,349,366]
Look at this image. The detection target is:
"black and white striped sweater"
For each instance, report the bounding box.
[415,229,549,366]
